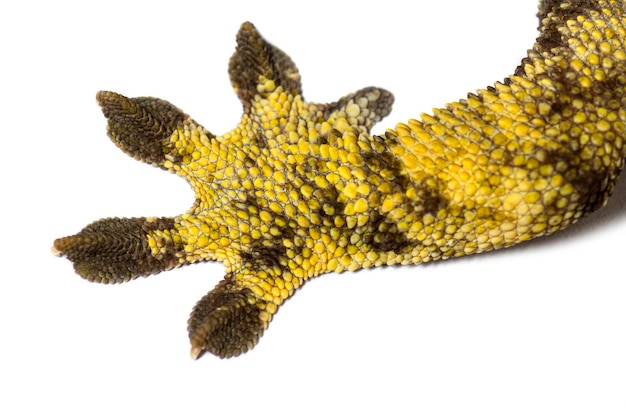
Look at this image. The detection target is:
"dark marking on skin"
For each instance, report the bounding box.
[578,170,609,213]
[537,1,602,53]
[513,2,602,79]
[276,221,295,240]
[538,0,601,22]
[546,148,609,213]
[550,102,565,115]
[362,150,402,174]
[243,194,260,212]
[321,87,394,131]
[415,181,447,215]
[239,195,294,262]
[314,185,345,220]
[241,243,286,269]
[316,135,329,145]
[359,144,447,254]
[363,212,418,253]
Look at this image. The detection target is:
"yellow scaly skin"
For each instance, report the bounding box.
[53,1,626,359]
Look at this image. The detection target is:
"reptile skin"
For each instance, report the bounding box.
[53,0,626,359]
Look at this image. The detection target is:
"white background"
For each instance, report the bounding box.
[2,1,626,407]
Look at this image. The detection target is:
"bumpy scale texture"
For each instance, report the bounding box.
[53,0,626,359]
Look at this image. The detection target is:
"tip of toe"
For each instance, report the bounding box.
[51,239,65,257]
[190,345,203,360]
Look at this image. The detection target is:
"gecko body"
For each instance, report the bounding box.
[54,1,626,358]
